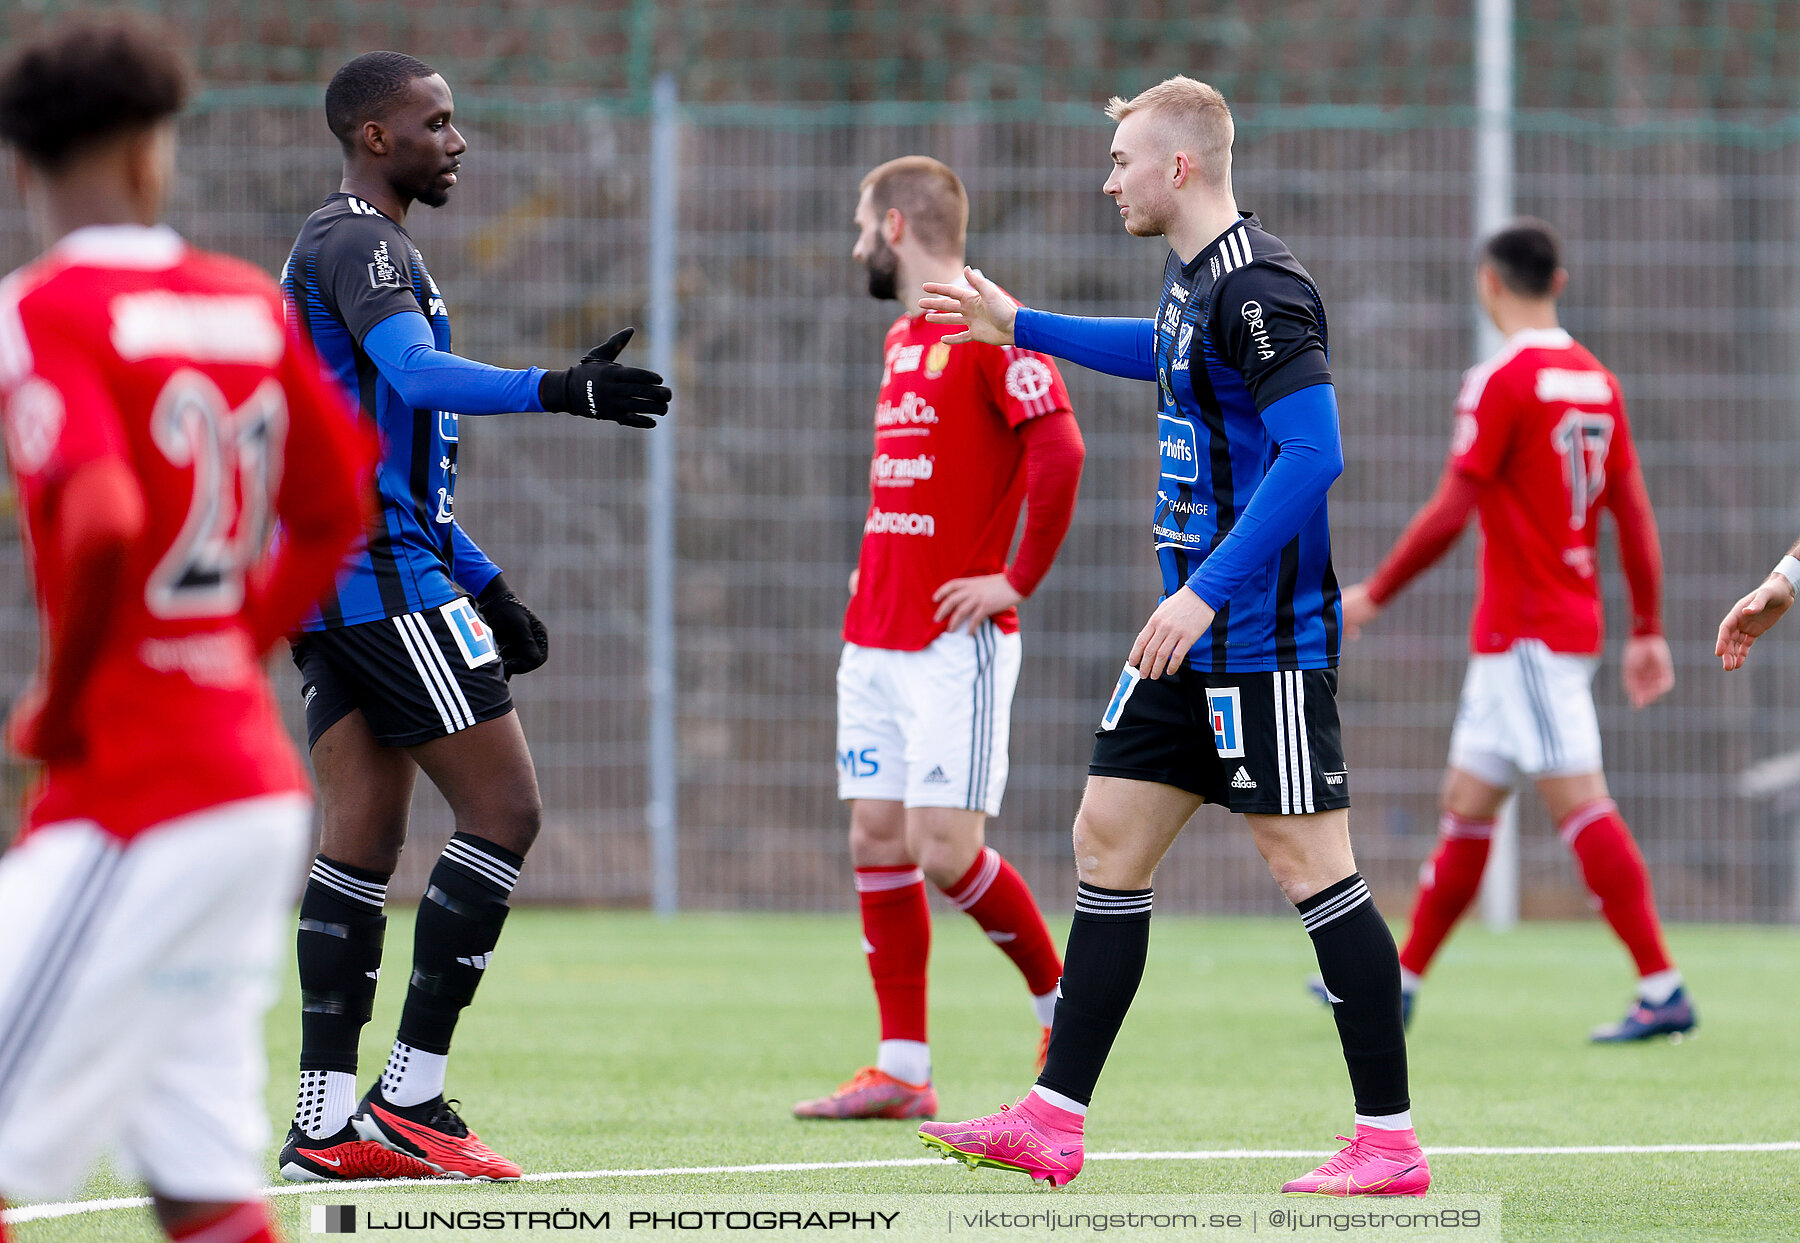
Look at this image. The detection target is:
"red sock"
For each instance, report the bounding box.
[1,1196,12,1243]
[168,1201,280,1243]
[941,847,1063,996]
[856,865,931,1043]
[1397,812,1493,978]
[1560,799,1673,977]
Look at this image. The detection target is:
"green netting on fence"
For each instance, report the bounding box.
[6,1,1796,116]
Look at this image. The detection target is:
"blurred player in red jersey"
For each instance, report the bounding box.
[0,16,375,1243]
[792,158,1086,1119]
[1332,218,1692,1042]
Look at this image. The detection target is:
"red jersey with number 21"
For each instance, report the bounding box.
[0,226,370,840]
[1450,327,1635,656]
[843,311,1071,651]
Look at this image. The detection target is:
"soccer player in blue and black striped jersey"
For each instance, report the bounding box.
[917,77,1427,1196]
[276,52,669,1183]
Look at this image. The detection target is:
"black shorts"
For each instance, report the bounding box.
[1089,664,1349,816]
[291,599,513,749]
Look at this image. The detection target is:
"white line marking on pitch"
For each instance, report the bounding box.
[7,1143,1797,1225]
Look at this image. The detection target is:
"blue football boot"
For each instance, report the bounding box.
[1590,987,1697,1043]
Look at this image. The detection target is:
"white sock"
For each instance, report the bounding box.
[1399,967,1423,995]
[1030,1085,1088,1118]
[295,1069,358,1139]
[876,1039,931,1086]
[1032,985,1060,1028]
[1637,969,1683,1006]
[380,1041,448,1108]
[1356,1110,1414,1132]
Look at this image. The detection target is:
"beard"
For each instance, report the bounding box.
[1122,202,1171,238]
[864,239,899,300]
[415,182,451,209]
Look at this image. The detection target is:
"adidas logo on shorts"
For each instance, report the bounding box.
[923,766,950,784]
[1230,766,1257,790]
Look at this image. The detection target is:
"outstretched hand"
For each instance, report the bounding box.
[1716,574,1795,671]
[539,326,672,428]
[919,267,1018,346]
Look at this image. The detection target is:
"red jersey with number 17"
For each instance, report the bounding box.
[843,311,1071,651]
[0,225,373,841]
[1449,327,1636,655]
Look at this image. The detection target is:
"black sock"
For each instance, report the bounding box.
[1036,882,1153,1106]
[395,833,523,1056]
[1298,872,1410,1118]
[298,856,390,1075]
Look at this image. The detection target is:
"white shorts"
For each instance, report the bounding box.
[1447,639,1604,788]
[836,623,1022,817]
[0,793,309,1202]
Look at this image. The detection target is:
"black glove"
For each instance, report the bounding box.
[537,327,671,428]
[475,575,549,680]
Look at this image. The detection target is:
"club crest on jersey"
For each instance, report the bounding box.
[1004,356,1054,402]
[1158,415,1199,484]
[441,598,499,669]
[1176,322,1193,358]
[4,377,64,475]
[924,341,952,378]
[1207,687,1246,758]
[368,240,407,290]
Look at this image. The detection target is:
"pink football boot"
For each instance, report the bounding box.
[1281,1126,1431,1196]
[918,1092,1085,1187]
[792,1068,937,1120]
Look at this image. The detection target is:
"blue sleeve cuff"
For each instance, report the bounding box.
[1013,308,1157,382]
[363,311,547,414]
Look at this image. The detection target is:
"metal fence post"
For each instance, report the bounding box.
[1474,0,1519,932]
[647,73,680,915]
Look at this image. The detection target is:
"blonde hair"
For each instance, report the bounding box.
[1105,76,1234,186]
[859,155,968,257]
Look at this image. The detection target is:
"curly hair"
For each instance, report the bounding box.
[0,11,189,171]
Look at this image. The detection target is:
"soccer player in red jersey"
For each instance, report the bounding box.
[1336,218,1692,1041]
[792,158,1085,1120]
[0,16,375,1243]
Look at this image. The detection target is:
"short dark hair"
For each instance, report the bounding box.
[326,51,438,155]
[1481,217,1562,297]
[0,12,189,171]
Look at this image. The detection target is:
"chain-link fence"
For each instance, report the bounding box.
[1,3,1797,921]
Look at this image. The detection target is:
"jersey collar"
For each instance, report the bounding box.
[50,223,186,269]
[1503,326,1573,350]
[1182,210,1259,279]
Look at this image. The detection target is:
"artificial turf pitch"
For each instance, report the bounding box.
[12,909,1799,1241]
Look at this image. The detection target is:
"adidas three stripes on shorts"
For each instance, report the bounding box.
[835,622,1023,817]
[1089,664,1350,816]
